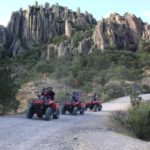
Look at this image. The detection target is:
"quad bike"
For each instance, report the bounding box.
[85,100,102,112]
[61,101,86,115]
[26,98,60,121]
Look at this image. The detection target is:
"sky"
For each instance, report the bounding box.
[0,0,150,26]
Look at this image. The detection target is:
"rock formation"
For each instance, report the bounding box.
[65,19,72,38]
[0,25,7,46]
[2,2,95,56]
[92,13,150,51]
[0,2,150,57]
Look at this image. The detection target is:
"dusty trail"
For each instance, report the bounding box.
[0,94,150,150]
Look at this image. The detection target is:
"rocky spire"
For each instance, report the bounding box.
[65,19,72,38]
[35,1,38,7]
[53,3,59,18]
[76,7,80,17]
[0,26,7,46]
[65,7,68,19]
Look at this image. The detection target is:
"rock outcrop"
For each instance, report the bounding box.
[1,2,150,57]
[0,25,7,46]
[4,1,95,56]
[92,13,150,51]
[65,19,72,38]
[78,38,92,53]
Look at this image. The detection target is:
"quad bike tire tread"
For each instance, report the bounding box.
[45,107,52,121]
[26,105,34,119]
[73,106,78,116]
[53,108,60,119]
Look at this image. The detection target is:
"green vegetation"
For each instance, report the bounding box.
[126,102,150,140]
[12,47,150,101]
[114,86,150,141]
[49,35,67,45]
[0,67,19,115]
[0,34,150,115]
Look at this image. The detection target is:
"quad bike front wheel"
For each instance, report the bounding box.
[45,108,52,121]
[93,105,98,112]
[73,106,78,116]
[26,105,34,119]
[53,108,60,119]
[61,106,66,114]
[80,106,85,115]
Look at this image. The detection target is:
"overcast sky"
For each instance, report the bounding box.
[0,0,150,26]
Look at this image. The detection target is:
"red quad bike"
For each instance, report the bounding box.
[61,101,86,116]
[85,100,102,112]
[26,99,60,121]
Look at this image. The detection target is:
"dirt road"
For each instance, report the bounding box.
[0,94,150,150]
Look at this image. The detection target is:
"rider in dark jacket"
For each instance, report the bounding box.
[90,93,97,101]
[47,87,55,100]
[71,92,81,102]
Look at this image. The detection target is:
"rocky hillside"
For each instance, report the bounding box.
[0,2,150,58]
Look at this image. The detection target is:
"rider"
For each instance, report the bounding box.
[46,87,55,101]
[71,91,82,102]
[40,88,48,100]
[41,88,48,97]
[90,93,97,101]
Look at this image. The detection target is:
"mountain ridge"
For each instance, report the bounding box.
[0,2,150,58]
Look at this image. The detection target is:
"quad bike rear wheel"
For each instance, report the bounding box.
[45,108,52,121]
[97,105,102,111]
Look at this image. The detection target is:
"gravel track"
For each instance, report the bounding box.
[0,94,150,150]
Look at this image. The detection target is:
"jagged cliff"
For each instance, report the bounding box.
[93,13,150,51]
[0,2,96,56]
[0,2,150,57]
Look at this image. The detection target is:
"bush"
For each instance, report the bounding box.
[51,35,66,45]
[36,63,55,73]
[56,91,71,104]
[103,82,126,99]
[142,84,150,93]
[126,102,150,140]
[100,93,111,102]
[0,67,19,115]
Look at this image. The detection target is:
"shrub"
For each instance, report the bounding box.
[100,93,111,102]
[36,63,55,73]
[103,82,126,99]
[71,32,82,47]
[126,102,150,140]
[56,91,70,104]
[51,35,66,45]
[128,84,142,107]
[142,84,150,93]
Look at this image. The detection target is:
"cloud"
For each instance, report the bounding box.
[142,11,150,19]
